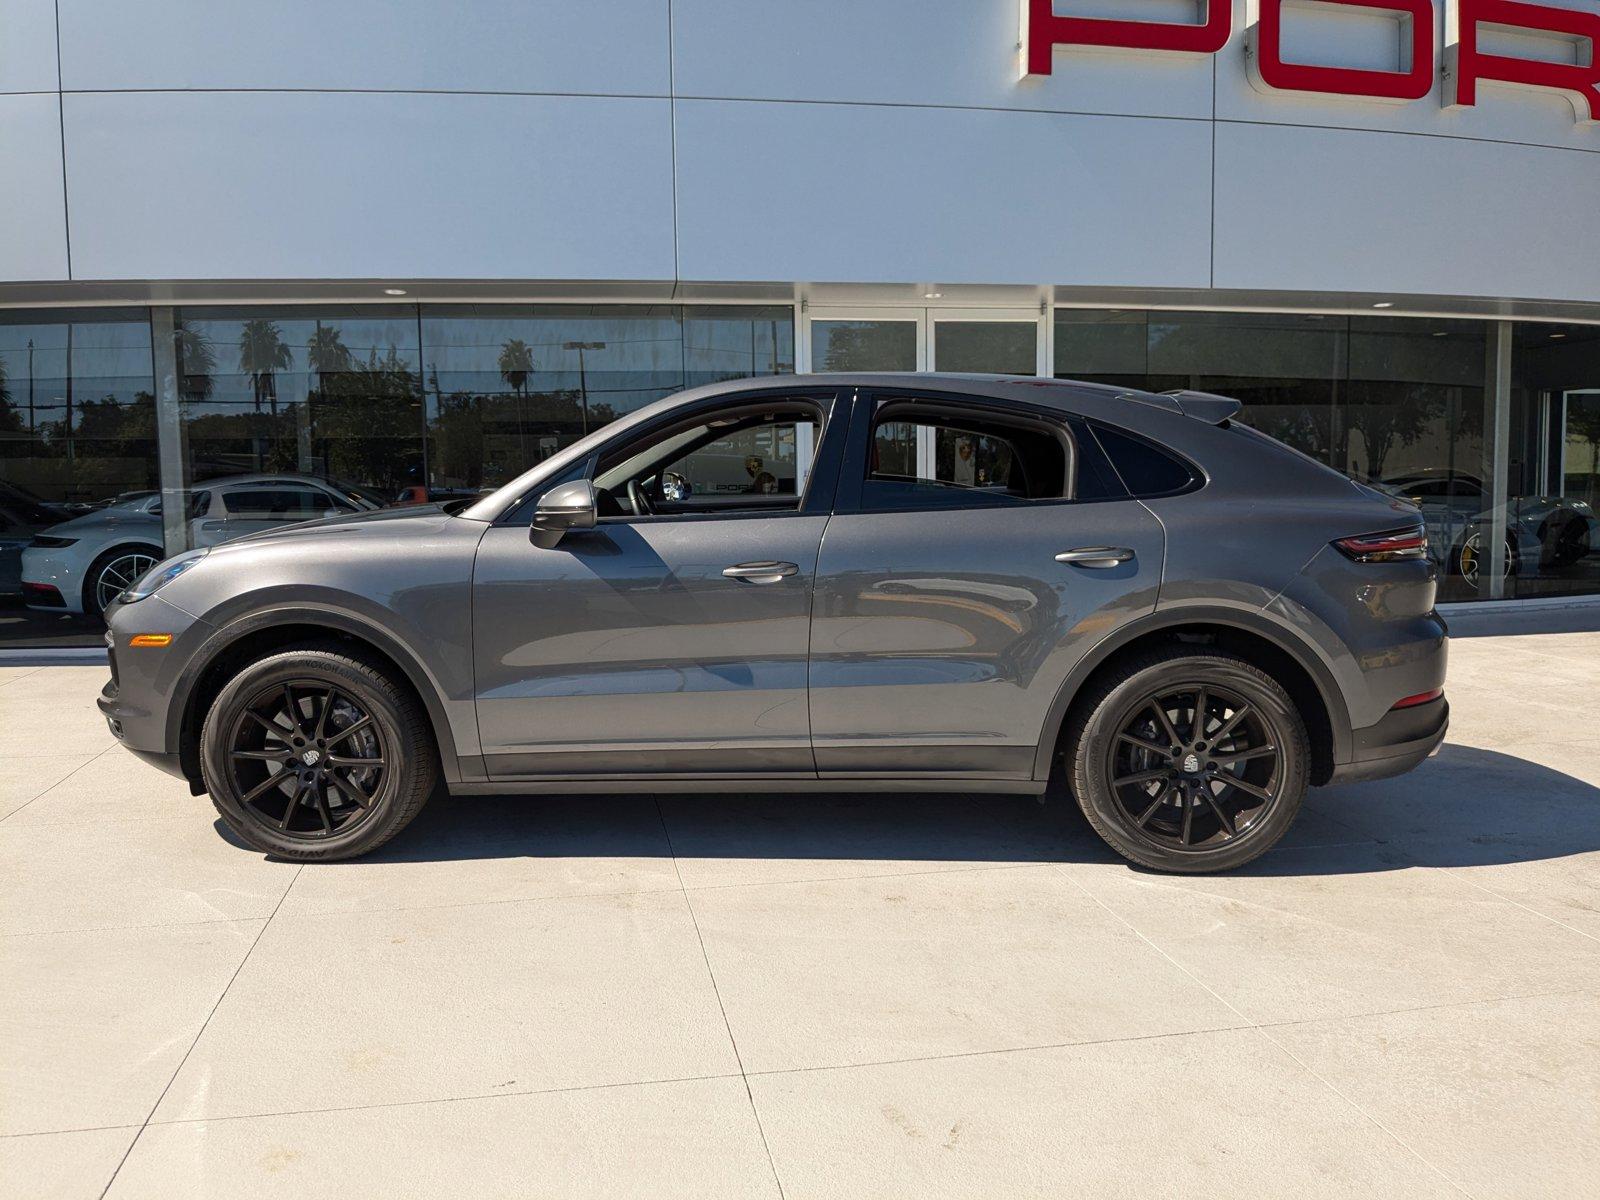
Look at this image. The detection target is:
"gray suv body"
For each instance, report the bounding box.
[99,374,1448,872]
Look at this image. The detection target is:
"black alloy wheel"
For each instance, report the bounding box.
[1065,648,1309,873]
[1106,682,1282,851]
[227,680,387,839]
[201,644,436,860]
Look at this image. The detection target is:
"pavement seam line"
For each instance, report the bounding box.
[21,987,1588,1142]
[1056,866,1479,1200]
[735,985,1594,1081]
[0,743,121,826]
[1422,859,1600,947]
[134,1070,753,1130]
[94,863,305,1200]
[654,798,787,1200]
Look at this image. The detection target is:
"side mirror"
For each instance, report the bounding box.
[529,480,598,549]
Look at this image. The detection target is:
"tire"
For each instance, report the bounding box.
[82,543,163,621]
[1455,531,1517,586]
[1064,647,1309,873]
[201,643,437,860]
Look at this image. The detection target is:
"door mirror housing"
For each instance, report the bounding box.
[529,480,598,549]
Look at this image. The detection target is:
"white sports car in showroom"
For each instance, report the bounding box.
[21,474,378,620]
[1381,469,1595,585]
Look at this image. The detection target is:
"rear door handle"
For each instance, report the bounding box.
[1055,546,1134,568]
[722,561,799,584]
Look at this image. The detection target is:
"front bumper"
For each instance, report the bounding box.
[98,677,189,780]
[1328,695,1449,785]
[97,594,211,782]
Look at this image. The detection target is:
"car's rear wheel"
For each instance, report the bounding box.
[1456,531,1517,586]
[1065,648,1308,873]
[201,645,436,860]
[83,544,162,620]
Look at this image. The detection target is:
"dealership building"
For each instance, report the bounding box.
[2,0,1598,646]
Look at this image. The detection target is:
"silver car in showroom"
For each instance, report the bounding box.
[22,474,378,620]
[96,375,1449,873]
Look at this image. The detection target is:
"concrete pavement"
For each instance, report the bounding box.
[1,627,1596,1198]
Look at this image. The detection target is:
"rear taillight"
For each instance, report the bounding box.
[1391,688,1443,710]
[1333,526,1427,563]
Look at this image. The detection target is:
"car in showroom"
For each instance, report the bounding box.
[96,374,1449,873]
[0,483,69,599]
[22,473,379,620]
[1380,468,1596,586]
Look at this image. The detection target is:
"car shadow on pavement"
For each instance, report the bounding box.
[241,743,1600,878]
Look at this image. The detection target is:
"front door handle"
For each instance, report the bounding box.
[1055,547,1134,568]
[722,561,799,584]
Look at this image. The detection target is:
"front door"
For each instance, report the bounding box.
[807,388,1165,779]
[472,390,848,779]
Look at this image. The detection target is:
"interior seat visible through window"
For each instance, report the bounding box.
[861,397,1122,510]
[591,399,825,518]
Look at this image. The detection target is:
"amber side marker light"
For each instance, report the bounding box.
[128,633,173,648]
[1391,688,1443,711]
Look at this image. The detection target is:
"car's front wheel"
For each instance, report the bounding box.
[201,644,436,860]
[1065,648,1309,873]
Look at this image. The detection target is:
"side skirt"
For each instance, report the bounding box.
[450,776,1049,796]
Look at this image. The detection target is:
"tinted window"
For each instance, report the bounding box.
[862,401,1073,511]
[591,400,825,518]
[1091,425,1196,497]
[666,417,817,501]
[220,488,334,517]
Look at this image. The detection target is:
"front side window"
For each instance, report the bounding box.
[592,400,824,518]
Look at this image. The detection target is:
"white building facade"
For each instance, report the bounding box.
[2,1,1598,641]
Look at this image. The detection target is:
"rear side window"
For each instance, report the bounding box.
[1091,425,1198,497]
[865,402,1067,510]
[221,488,332,518]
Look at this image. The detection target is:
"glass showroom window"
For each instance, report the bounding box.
[0,310,158,644]
[1505,323,1600,599]
[171,307,426,517]
[1055,310,1491,601]
[420,305,793,496]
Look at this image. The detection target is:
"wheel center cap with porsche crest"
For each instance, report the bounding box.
[1181,753,1201,774]
[301,748,322,766]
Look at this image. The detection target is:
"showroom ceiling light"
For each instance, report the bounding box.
[383,287,407,296]
[1550,332,1567,339]
[924,292,943,299]
[1372,302,1394,308]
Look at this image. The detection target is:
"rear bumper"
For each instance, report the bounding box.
[1327,695,1449,785]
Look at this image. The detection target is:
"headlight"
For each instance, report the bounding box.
[119,548,209,604]
[29,535,78,549]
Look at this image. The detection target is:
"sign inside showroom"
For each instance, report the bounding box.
[1023,0,1600,125]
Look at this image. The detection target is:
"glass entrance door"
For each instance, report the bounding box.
[803,306,1045,484]
[804,308,1043,375]
[806,310,924,373]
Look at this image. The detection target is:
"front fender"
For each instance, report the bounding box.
[167,596,480,785]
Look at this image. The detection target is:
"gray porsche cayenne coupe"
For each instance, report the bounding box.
[98,374,1448,873]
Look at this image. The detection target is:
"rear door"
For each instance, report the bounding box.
[196,485,352,545]
[807,389,1165,780]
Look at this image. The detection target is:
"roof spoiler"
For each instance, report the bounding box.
[1159,390,1242,425]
